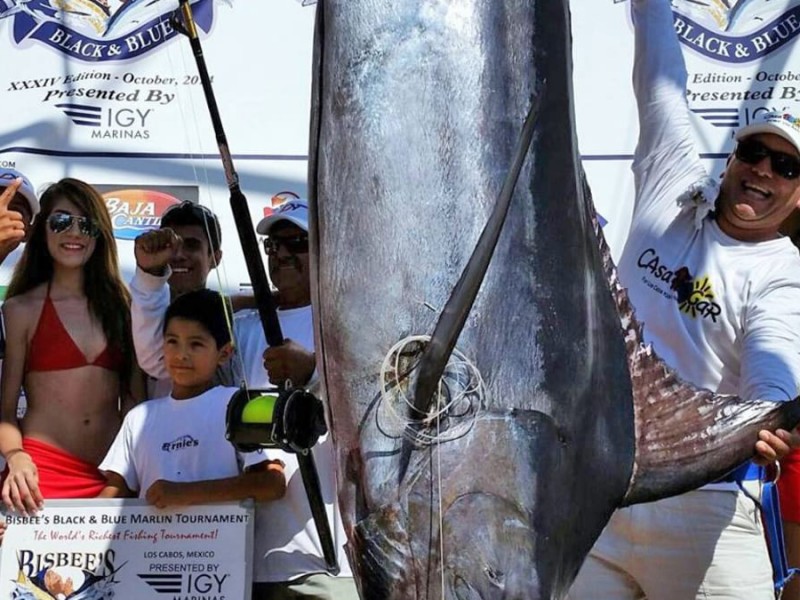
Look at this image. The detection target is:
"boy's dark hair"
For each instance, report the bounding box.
[163,288,231,348]
[160,201,222,254]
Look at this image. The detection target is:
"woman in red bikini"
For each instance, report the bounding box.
[0,178,143,513]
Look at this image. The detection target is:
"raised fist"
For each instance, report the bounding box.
[135,227,182,276]
[0,179,29,263]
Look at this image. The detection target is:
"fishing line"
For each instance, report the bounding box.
[167,31,248,389]
[380,333,464,594]
[436,384,446,596]
[378,334,484,445]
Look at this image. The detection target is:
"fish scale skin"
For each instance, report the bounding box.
[310,1,633,598]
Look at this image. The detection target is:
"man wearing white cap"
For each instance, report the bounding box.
[234,198,358,599]
[0,168,39,265]
[569,1,800,599]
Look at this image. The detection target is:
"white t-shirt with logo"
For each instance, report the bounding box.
[99,386,242,496]
[618,0,800,489]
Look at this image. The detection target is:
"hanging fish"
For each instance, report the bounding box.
[307,1,800,599]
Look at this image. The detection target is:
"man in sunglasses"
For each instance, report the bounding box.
[0,168,39,266]
[231,198,357,600]
[569,1,800,599]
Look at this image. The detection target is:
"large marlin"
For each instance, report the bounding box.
[307,1,800,599]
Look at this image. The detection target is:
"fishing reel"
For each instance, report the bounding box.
[226,385,340,573]
[225,386,328,454]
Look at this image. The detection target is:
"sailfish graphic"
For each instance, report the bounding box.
[0,0,165,36]
[674,0,797,32]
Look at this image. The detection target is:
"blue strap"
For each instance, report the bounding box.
[723,462,762,482]
[724,462,799,593]
[762,477,800,594]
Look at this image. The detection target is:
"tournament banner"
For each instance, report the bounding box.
[3,1,800,281]
[0,499,254,600]
[0,0,316,293]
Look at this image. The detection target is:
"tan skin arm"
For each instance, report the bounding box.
[121,315,151,410]
[122,361,149,411]
[753,430,798,465]
[98,471,136,499]
[262,340,315,387]
[0,179,28,265]
[229,293,256,312]
[144,460,286,509]
[0,298,43,514]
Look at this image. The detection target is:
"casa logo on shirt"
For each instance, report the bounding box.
[637,248,722,322]
[161,435,199,453]
[0,0,215,62]
[670,0,800,63]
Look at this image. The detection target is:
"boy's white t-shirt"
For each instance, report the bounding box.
[99,386,243,496]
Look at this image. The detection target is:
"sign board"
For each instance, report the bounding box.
[0,500,253,600]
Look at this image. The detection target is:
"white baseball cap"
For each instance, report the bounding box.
[0,167,40,216]
[736,111,800,155]
[256,198,309,235]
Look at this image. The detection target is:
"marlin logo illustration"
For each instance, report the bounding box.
[670,0,800,62]
[0,0,215,61]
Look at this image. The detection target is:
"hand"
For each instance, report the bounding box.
[753,428,797,465]
[145,479,181,509]
[0,179,28,263]
[44,569,74,597]
[262,339,316,387]
[135,228,182,276]
[2,451,44,515]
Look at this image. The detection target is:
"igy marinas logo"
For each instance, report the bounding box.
[0,0,214,61]
[671,0,800,63]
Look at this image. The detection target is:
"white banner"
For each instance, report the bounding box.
[0,0,316,295]
[0,500,254,600]
[2,0,800,286]
[573,0,800,258]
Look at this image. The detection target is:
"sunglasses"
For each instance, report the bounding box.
[262,234,309,256]
[47,213,100,238]
[735,139,800,180]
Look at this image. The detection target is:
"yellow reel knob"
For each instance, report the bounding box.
[241,394,278,424]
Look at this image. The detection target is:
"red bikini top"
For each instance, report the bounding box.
[26,286,124,374]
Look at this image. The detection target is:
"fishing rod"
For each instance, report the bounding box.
[172,0,338,574]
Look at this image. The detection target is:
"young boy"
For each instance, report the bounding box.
[98,288,285,507]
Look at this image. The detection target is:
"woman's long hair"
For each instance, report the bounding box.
[7,178,133,390]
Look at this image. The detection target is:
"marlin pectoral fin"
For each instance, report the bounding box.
[586,172,800,505]
[411,93,543,417]
[624,343,800,504]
